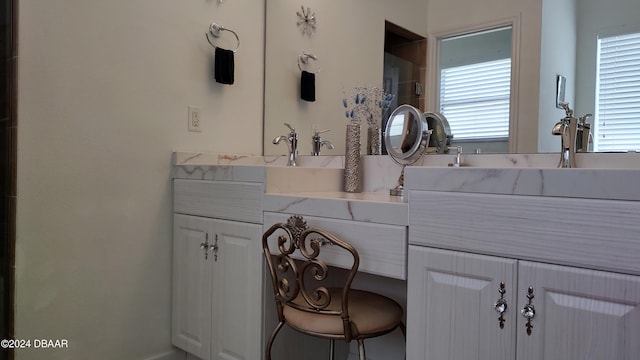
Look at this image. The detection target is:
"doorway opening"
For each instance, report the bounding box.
[383,21,427,154]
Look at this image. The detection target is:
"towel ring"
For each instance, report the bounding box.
[298,52,320,73]
[206,23,240,53]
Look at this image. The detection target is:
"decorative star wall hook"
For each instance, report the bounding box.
[296,6,316,36]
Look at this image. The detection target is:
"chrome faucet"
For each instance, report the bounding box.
[311,128,334,156]
[447,146,464,167]
[453,146,463,167]
[552,103,578,168]
[273,123,298,166]
[576,113,593,153]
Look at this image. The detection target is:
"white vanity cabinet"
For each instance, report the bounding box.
[407,247,640,360]
[172,178,264,360]
[407,247,518,360]
[407,190,640,360]
[516,260,640,360]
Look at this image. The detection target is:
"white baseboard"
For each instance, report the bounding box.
[143,348,186,360]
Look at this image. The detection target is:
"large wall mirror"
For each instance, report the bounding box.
[263,0,640,155]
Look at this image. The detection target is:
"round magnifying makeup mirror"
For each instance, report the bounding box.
[384,104,432,196]
[425,112,453,154]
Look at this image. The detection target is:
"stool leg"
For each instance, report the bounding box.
[399,323,407,360]
[266,321,284,360]
[329,339,335,360]
[358,339,366,360]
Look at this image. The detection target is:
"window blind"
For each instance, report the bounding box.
[439,58,511,141]
[595,32,640,152]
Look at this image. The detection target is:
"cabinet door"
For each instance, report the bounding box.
[211,219,263,360]
[407,246,518,360]
[516,261,640,360]
[172,214,213,360]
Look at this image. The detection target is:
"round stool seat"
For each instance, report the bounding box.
[283,288,403,339]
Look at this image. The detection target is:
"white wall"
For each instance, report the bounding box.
[425,0,543,153]
[538,0,577,153]
[16,0,263,359]
[263,0,429,156]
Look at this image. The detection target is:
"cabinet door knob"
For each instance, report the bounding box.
[211,234,219,262]
[493,281,508,329]
[200,233,211,260]
[520,286,536,335]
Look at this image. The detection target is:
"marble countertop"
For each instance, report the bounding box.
[173,152,408,224]
[405,167,640,201]
[173,152,640,203]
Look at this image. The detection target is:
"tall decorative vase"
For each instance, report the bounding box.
[367,125,382,155]
[344,123,362,193]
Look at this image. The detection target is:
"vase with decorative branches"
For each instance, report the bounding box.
[340,86,394,192]
[342,86,394,156]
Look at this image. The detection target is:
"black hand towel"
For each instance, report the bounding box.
[300,70,315,102]
[215,47,235,85]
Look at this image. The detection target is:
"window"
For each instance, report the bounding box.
[439,58,511,141]
[595,32,640,152]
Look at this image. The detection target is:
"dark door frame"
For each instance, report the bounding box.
[2,0,17,359]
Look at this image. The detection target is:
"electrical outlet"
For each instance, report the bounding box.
[188,106,202,132]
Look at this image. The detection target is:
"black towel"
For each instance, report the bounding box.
[214,47,234,85]
[300,70,315,102]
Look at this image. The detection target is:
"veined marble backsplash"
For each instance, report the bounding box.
[174,151,640,169]
[405,166,640,201]
[173,151,640,196]
[172,152,344,167]
[361,152,640,195]
[413,151,640,168]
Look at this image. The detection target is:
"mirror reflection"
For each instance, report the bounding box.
[539,0,640,153]
[263,0,640,155]
[387,107,420,156]
[437,25,512,154]
[263,0,428,156]
[425,112,453,153]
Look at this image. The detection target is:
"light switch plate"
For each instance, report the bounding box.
[188,106,202,132]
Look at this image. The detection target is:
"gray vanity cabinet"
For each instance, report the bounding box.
[407,190,640,360]
[171,179,264,360]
